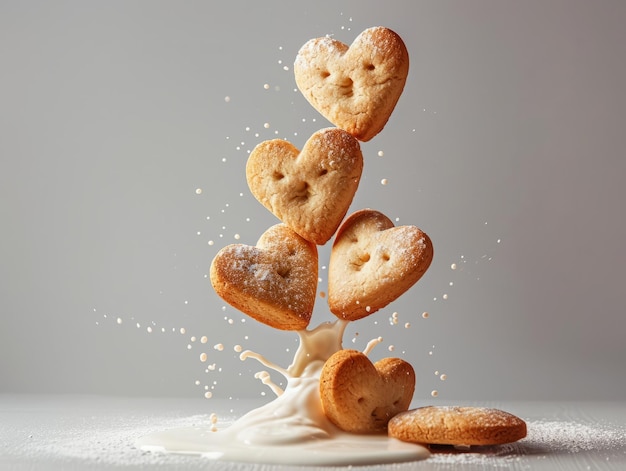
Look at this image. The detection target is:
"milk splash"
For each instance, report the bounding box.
[136,320,429,466]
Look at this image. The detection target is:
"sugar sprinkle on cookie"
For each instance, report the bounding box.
[388,406,527,446]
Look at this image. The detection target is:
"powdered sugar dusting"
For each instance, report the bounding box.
[523,419,626,453]
[428,419,626,466]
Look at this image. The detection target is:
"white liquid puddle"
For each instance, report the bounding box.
[136,320,429,466]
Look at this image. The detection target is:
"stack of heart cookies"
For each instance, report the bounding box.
[211,26,431,339]
[210,26,526,447]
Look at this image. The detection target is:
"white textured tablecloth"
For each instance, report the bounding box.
[2,395,626,470]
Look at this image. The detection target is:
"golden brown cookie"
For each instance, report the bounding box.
[388,406,527,446]
[246,128,363,245]
[319,349,415,433]
[209,224,317,330]
[294,26,409,142]
[328,209,433,321]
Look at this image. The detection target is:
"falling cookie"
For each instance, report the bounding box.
[328,209,433,321]
[388,406,527,446]
[294,26,409,142]
[210,224,318,331]
[246,128,363,245]
[320,349,415,433]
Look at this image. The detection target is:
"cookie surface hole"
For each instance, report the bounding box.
[273,171,284,180]
[320,70,330,79]
[351,253,370,272]
[382,253,391,262]
[357,397,365,404]
[371,407,386,421]
[319,168,328,176]
[365,63,375,71]
[338,77,354,97]
[291,181,310,202]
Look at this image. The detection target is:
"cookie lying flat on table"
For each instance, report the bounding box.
[210,224,317,331]
[246,128,363,245]
[320,349,415,433]
[328,209,433,321]
[294,26,409,142]
[388,406,527,446]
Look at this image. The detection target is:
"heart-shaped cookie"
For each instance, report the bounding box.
[294,27,409,142]
[328,209,433,321]
[320,349,415,433]
[210,224,318,331]
[246,128,363,245]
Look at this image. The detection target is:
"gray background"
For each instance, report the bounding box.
[1,0,625,402]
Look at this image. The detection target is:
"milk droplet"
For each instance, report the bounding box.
[204,391,213,399]
[234,345,243,353]
[431,390,439,397]
[200,336,208,344]
[214,344,224,351]
[195,188,202,195]
[388,345,395,352]
[440,374,447,381]
[404,322,411,329]
[377,150,384,157]
[116,317,122,325]
[381,178,388,185]
[264,122,270,129]
[422,311,429,319]
[200,353,208,362]
[263,83,269,90]
[179,327,186,334]
[224,96,230,103]
[443,294,448,300]
[451,263,457,270]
